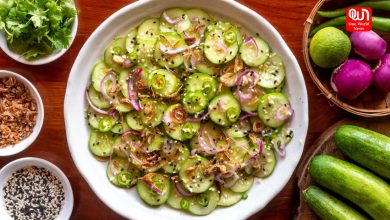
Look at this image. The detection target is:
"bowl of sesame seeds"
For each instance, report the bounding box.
[0,70,44,156]
[0,157,73,220]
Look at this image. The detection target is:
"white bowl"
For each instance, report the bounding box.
[64,0,309,219]
[0,15,78,65]
[0,157,74,220]
[0,70,44,156]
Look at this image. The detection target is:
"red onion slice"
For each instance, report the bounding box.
[128,68,143,111]
[198,128,225,155]
[239,111,257,121]
[159,38,201,55]
[162,11,183,25]
[162,138,178,155]
[186,111,209,122]
[100,72,118,104]
[273,139,286,158]
[236,69,256,102]
[122,59,132,68]
[275,104,294,121]
[142,178,164,196]
[257,138,263,156]
[174,181,195,198]
[217,99,226,111]
[215,42,228,58]
[216,171,239,189]
[244,37,259,54]
[85,89,110,115]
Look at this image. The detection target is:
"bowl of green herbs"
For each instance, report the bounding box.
[0,0,77,65]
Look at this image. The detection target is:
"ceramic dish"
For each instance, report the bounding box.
[0,16,78,65]
[64,0,308,219]
[0,157,74,220]
[0,70,44,156]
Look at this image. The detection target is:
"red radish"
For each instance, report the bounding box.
[331,59,373,100]
[350,31,387,61]
[374,54,390,93]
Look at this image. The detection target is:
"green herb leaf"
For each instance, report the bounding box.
[0,0,77,60]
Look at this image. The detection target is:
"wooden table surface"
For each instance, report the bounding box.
[0,0,348,219]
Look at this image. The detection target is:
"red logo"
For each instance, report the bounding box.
[346,7,372,32]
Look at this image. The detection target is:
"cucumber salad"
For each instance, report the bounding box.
[85,8,294,216]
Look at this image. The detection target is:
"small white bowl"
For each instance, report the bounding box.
[0,157,74,220]
[0,15,78,65]
[0,70,44,156]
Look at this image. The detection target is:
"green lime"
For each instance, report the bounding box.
[309,27,351,69]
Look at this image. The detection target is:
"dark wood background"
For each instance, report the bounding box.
[0,0,348,219]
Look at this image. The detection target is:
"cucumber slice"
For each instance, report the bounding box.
[163,104,200,141]
[230,175,254,193]
[182,91,208,114]
[149,69,180,98]
[125,28,138,54]
[88,130,115,157]
[254,145,276,178]
[237,85,265,113]
[104,37,128,73]
[118,70,129,98]
[190,122,225,156]
[167,182,184,209]
[162,143,190,174]
[217,187,242,207]
[145,135,164,153]
[160,8,191,34]
[136,18,159,43]
[140,99,167,127]
[188,187,219,215]
[136,41,157,70]
[187,8,210,26]
[186,8,210,35]
[87,107,118,130]
[204,28,238,64]
[155,32,185,68]
[107,156,141,188]
[114,102,133,113]
[209,93,241,126]
[195,62,219,75]
[112,136,127,157]
[269,124,293,147]
[224,119,251,138]
[263,80,285,93]
[137,173,171,206]
[179,156,214,193]
[240,36,270,67]
[125,111,144,131]
[258,53,285,89]
[91,60,111,93]
[185,72,218,100]
[257,92,290,128]
[225,137,250,164]
[87,85,111,109]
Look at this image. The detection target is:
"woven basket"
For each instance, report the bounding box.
[303,0,390,117]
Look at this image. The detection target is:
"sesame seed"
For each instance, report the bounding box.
[3,166,65,220]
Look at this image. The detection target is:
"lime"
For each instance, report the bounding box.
[309,27,351,69]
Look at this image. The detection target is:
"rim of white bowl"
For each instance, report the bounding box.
[0,157,74,220]
[0,70,44,156]
[64,0,309,219]
[0,14,78,65]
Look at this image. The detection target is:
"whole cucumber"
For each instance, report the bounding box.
[309,155,390,220]
[303,185,367,220]
[334,125,390,179]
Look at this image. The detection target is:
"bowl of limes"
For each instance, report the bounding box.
[303,0,390,117]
